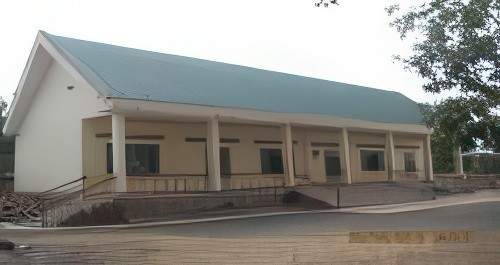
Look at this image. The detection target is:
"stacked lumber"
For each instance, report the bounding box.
[0,192,41,222]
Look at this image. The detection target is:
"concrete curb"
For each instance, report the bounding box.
[325,198,500,214]
[1,210,315,231]
[2,190,500,231]
[328,191,500,214]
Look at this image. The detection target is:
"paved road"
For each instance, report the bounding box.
[1,202,500,264]
[132,201,500,237]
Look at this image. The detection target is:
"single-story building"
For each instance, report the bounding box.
[3,31,433,193]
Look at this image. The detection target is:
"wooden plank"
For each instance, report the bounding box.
[395,145,420,149]
[311,142,339,147]
[96,133,164,140]
[356,144,386,149]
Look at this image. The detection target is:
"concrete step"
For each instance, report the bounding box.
[294,182,435,208]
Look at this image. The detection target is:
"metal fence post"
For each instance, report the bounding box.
[82,176,86,199]
[41,200,45,228]
[337,184,340,209]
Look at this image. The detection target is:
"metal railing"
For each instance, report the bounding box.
[221,173,285,191]
[125,173,286,193]
[39,176,87,227]
[83,175,117,198]
[127,174,208,193]
[39,177,86,208]
[39,173,289,200]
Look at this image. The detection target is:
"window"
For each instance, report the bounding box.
[404,152,417,172]
[260,148,284,174]
[360,149,385,171]
[107,143,160,175]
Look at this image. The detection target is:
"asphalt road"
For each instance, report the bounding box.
[130,201,500,237]
[1,202,500,264]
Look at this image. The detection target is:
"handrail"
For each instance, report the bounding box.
[87,176,117,187]
[127,173,288,177]
[127,174,207,178]
[82,176,117,198]
[39,176,86,195]
[40,183,83,198]
[225,173,284,176]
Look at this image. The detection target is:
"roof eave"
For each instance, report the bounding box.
[3,31,111,136]
[2,32,46,136]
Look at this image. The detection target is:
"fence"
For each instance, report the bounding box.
[0,176,13,191]
[125,173,285,193]
[462,153,500,174]
[0,136,14,192]
[127,174,208,193]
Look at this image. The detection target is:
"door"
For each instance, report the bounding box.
[324,150,341,183]
[220,147,231,190]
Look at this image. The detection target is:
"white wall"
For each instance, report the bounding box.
[14,59,108,192]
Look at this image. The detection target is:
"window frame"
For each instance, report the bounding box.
[259,147,285,175]
[358,147,386,172]
[106,139,161,175]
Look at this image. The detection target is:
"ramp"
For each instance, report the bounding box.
[294,182,435,208]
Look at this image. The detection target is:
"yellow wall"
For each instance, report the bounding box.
[293,128,342,183]
[83,116,207,178]
[83,117,426,186]
[394,134,426,180]
[349,132,388,183]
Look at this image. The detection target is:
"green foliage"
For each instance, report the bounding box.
[420,98,499,172]
[0,98,6,116]
[386,0,499,107]
[462,153,500,173]
[388,0,500,172]
[314,0,339,7]
[493,123,500,152]
[0,97,7,136]
[419,102,454,173]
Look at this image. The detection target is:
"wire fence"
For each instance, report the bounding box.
[462,153,500,174]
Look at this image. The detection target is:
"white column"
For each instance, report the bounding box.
[282,123,296,187]
[112,113,127,192]
[340,128,352,184]
[424,134,434,181]
[386,131,396,181]
[206,116,221,191]
[455,146,464,175]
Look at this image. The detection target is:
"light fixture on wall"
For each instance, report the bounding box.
[312,150,320,159]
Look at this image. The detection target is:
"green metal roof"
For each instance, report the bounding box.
[43,31,424,124]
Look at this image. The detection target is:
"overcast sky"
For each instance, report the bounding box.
[0,0,448,107]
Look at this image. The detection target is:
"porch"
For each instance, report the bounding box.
[82,113,433,194]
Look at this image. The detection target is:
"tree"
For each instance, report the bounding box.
[386,0,499,106]
[419,99,484,172]
[314,0,339,7]
[387,0,499,158]
[0,97,8,136]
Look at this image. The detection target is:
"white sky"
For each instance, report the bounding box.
[0,0,448,107]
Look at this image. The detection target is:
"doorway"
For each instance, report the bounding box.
[220,147,231,190]
[324,150,341,183]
